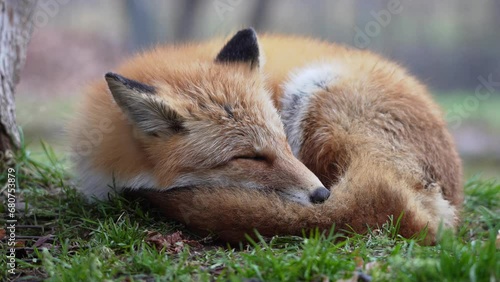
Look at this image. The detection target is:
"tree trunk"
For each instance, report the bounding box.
[0,0,36,155]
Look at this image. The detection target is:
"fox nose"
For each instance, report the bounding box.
[310,187,330,204]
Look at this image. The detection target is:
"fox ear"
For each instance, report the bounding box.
[105,72,185,137]
[215,28,260,69]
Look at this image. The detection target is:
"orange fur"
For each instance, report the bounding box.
[71,30,463,244]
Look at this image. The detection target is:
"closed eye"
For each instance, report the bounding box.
[233,155,267,162]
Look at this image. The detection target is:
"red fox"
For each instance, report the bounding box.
[70,29,330,205]
[71,29,463,244]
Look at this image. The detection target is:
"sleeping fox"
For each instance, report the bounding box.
[71,28,463,244]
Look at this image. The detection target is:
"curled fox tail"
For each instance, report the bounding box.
[140,160,456,245]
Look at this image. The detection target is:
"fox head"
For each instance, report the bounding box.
[105,29,330,205]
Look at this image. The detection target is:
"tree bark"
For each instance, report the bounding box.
[0,0,36,155]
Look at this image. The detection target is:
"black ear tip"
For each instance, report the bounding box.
[215,27,260,66]
[105,72,121,82]
[104,72,156,94]
[236,27,257,38]
[104,72,116,79]
[105,72,134,89]
[230,28,258,44]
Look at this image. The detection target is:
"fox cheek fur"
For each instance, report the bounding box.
[70,29,328,205]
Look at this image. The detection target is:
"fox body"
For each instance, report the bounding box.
[72,29,463,244]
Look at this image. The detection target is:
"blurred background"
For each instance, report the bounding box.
[16,0,500,179]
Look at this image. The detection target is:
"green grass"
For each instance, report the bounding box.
[1,142,499,282]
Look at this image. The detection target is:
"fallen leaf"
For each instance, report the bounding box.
[354,256,364,268]
[15,240,26,248]
[34,234,55,248]
[0,229,5,240]
[209,265,226,276]
[145,231,202,254]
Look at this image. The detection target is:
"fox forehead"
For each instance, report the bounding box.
[133,63,286,153]
[147,64,283,129]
